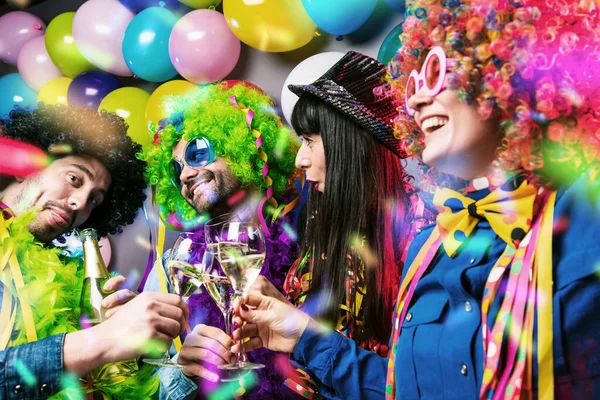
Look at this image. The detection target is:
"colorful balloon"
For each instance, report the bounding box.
[145,80,201,127]
[384,0,406,13]
[178,0,221,8]
[45,12,95,78]
[0,73,38,117]
[223,0,316,53]
[99,87,152,148]
[301,0,377,36]
[169,9,240,83]
[17,36,63,92]
[67,71,122,109]
[120,0,192,15]
[122,7,178,83]
[281,52,345,125]
[72,0,134,76]
[377,22,403,66]
[0,11,46,65]
[38,77,72,106]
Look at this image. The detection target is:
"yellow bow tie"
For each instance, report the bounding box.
[433,179,538,257]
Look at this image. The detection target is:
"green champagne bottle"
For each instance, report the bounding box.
[79,228,138,383]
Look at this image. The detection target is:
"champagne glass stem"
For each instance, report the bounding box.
[235,292,246,367]
[223,308,232,337]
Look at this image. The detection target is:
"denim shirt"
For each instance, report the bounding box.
[292,176,600,399]
[0,306,66,400]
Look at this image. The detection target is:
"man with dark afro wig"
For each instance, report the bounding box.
[0,104,189,399]
[1,103,147,237]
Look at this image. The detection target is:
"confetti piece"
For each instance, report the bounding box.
[48,143,73,156]
[0,137,52,177]
[79,315,93,330]
[136,235,152,251]
[207,371,257,400]
[60,373,84,400]
[282,223,298,242]
[14,358,37,387]
[227,190,247,207]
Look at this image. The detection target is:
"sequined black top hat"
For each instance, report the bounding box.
[288,51,404,158]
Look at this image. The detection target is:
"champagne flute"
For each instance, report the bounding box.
[217,221,266,371]
[204,213,241,260]
[203,214,240,336]
[143,232,204,368]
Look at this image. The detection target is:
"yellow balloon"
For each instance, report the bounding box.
[223,0,317,52]
[99,87,152,148]
[178,0,221,8]
[37,77,72,105]
[145,80,201,128]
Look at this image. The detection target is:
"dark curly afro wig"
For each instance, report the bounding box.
[1,103,147,237]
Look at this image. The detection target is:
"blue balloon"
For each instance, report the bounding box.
[384,0,405,13]
[377,22,403,66]
[119,0,192,16]
[122,7,178,83]
[0,73,38,117]
[301,0,377,36]
[67,71,122,109]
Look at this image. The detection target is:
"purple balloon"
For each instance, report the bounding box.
[0,11,46,65]
[119,0,192,15]
[67,71,122,109]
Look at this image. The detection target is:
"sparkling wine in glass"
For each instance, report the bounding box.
[143,232,204,369]
[217,222,266,371]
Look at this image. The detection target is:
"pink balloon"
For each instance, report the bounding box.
[169,9,241,84]
[0,11,46,65]
[17,36,63,91]
[72,0,134,77]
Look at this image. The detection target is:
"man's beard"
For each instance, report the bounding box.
[11,176,76,243]
[27,200,76,242]
[186,169,241,214]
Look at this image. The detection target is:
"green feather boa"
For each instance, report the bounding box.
[3,212,159,399]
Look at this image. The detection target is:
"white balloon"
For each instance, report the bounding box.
[281,52,345,126]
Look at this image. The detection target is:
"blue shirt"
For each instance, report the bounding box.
[293,176,600,399]
[0,322,66,399]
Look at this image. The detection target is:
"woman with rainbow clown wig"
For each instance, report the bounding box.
[230,0,600,399]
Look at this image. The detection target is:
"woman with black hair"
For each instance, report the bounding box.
[250,51,418,398]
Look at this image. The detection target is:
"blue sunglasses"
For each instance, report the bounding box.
[169,137,216,189]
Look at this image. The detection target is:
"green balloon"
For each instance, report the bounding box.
[45,12,95,78]
[377,21,404,66]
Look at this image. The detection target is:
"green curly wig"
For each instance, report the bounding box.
[141,83,299,222]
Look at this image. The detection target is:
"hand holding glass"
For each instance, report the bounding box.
[143,232,203,369]
[217,222,266,371]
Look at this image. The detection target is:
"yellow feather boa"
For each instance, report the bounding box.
[1,212,159,399]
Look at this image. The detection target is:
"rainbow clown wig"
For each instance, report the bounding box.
[389,0,600,187]
[141,83,299,228]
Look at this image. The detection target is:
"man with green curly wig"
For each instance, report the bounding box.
[0,104,188,399]
[142,83,300,228]
[140,83,304,399]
